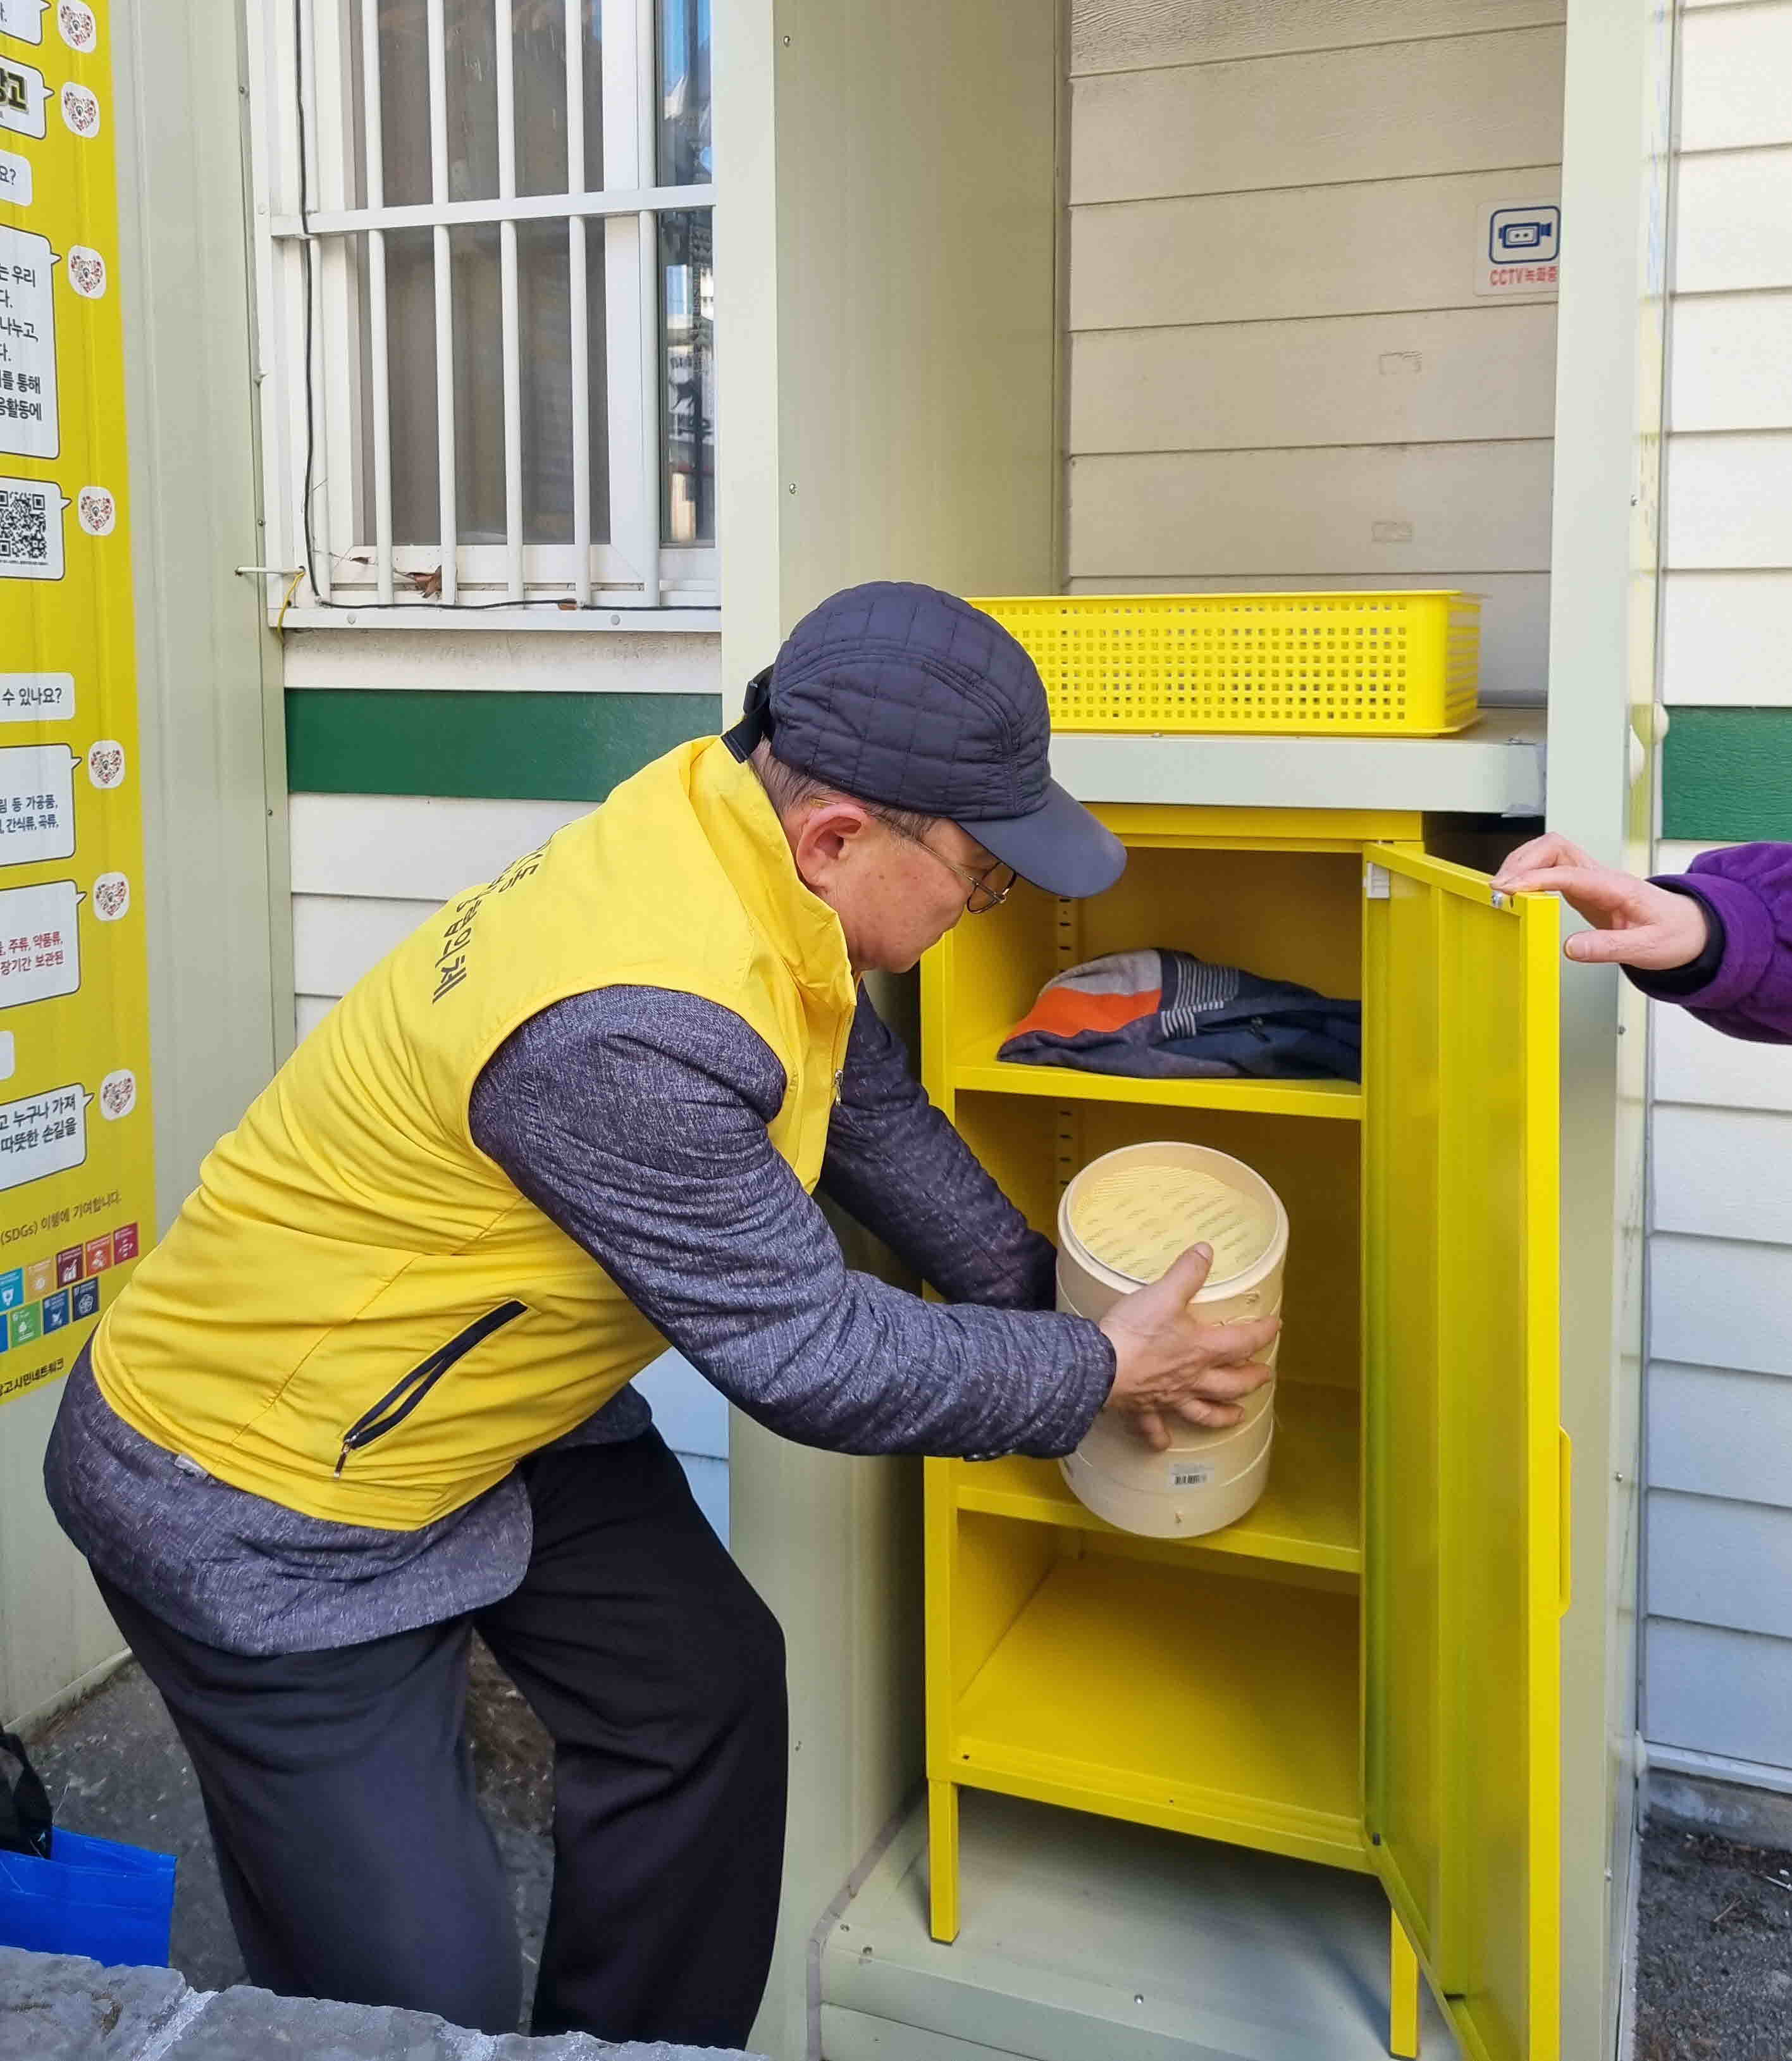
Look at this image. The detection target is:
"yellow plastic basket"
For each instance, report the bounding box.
[973,591,1481,737]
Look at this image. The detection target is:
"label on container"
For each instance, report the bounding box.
[1070,1164,1272,1286]
[1170,1461,1214,1489]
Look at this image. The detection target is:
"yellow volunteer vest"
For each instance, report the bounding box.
[93,738,857,1528]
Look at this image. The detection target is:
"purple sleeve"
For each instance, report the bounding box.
[819,989,1058,1311]
[470,987,1114,1459]
[1632,844,1792,1044]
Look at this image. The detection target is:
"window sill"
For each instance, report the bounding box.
[274,603,722,634]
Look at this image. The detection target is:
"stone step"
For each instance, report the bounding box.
[0,1946,762,2061]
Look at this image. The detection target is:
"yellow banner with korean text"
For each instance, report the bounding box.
[0,0,154,1407]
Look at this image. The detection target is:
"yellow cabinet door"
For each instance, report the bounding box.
[1362,846,1563,2061]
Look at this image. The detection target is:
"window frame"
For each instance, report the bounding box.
[245,0,717,628]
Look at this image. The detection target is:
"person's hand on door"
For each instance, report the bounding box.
[1492,834,1711,972]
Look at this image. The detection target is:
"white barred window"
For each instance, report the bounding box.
[247,0,715,623]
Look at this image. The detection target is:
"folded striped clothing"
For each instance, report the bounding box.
[998,948,1361,1082]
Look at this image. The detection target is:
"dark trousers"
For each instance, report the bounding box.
[94,1432,786,2046]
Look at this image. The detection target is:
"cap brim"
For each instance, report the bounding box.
[958,779,1126,899]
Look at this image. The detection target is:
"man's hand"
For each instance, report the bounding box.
[1492,834,1710,972]
[1097,1242,1279,1452]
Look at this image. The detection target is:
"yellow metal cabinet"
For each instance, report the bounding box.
[921,807,1564,2061]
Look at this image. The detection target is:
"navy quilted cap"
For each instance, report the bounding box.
[726,581,1125,898]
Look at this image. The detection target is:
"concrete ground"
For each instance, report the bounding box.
[1633,1824,1792,2061]
[13,1657,1792,2056]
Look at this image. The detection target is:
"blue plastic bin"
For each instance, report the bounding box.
[0,1826,176,1967]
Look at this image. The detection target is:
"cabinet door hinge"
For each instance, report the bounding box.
[1364,862,1391,900]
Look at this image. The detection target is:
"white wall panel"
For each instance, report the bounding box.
[1647,1618,1792,1765]
[1670,292,1792,433]
[290,793,588,900]
[282,628,722,693]
[1651,1234,1792,1378]
[1070,170,1564,331]
[1649,1363,1792,1506]
[1647,1489,1792,1638]
[1656,841,1735,875]
[1652,1105,1792,1243]
[1645,0,1792,1783]
[1069,306,1558,454]
[1678,2,1792,156]
[1664,433,1792,571]
[634,1351,731,1460]
[1655,999,1792,1111]
[1070,29,1565,204]
[1674,148,1792,295]
[1662,572,1792,703]
[1069,441,1553,579]
[1070,0,1563,75]
[292,894,438,1000]
[295,994,337,1043]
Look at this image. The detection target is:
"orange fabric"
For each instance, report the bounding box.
[1008,986,1159,1041]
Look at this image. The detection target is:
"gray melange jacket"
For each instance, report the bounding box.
[45,986,1114,1654]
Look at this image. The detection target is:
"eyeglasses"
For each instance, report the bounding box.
[882,820,1016,913]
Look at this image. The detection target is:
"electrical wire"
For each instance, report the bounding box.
[275,565,305,631]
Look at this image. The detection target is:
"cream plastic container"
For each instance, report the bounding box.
[1056,1141,1288,1538]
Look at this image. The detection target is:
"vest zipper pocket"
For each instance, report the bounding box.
[335,1299,528,1476]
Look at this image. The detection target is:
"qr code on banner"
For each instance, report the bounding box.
[0,487,46,560]
[0,478,61,579]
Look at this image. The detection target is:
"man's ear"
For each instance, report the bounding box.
[791,800,872,886]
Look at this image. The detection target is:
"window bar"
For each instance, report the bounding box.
[565,0,591,607]
[600,0,652,608]
[243,0,292,613]
[299,0,331,602]
[312,0,362,598]
[495,0,524,602]
[361,0,393,605]
[636,220,660,607]
[426,0,458,603]
[636,0,660,607]
[267,0,309,605]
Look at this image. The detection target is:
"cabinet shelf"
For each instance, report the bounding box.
[949,1037,1363,1120]
[948,1554,1367,1873]
[951,1379,1361,1578]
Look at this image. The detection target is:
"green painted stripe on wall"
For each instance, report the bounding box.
[285,690,724,800]
[1664,709,1792,843]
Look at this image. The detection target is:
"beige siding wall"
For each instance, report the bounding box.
[1065,0,1566,706]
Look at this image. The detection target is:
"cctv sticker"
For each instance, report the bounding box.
[1475,201,1560,299]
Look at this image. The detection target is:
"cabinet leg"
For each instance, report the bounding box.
[1389,1909,1419,2058]
[928,1779,960,1944]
